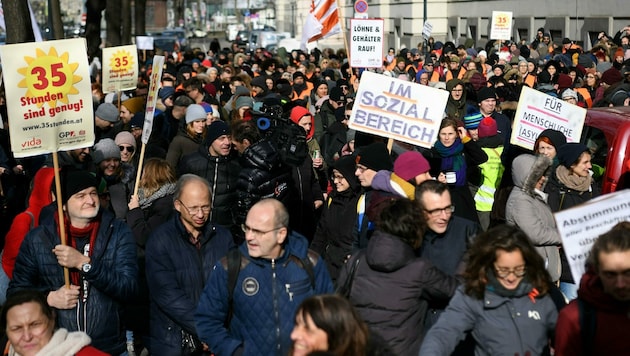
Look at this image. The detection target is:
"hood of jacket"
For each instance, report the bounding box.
[511,154,552,195]
[28,167,56,214]
[365,230,416,272]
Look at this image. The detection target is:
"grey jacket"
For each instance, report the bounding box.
[419,285,557,356]
[505,154,562,281]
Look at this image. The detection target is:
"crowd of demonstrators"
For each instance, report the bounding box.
[1,23,630,356]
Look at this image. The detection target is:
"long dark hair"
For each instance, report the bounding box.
[293,294,369,356]
[464,224,551,299]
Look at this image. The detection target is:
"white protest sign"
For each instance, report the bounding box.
[554,189,630,283]
[422,22,433,40]
[0,38,94,157]
[348,71,448,148]
[136,36,154,50]
[141,55,165,144]
[510,86,586,150]
[102,45,139,93]
[350,19,384,68]
[490,11,513,41]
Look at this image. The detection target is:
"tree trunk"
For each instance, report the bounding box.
[4,0,34,44]
[135,0,147,36]
[85,0,106,60]
[174,0,184,27]
[121,0,132,44]
[49,0,64,39]
[106,0,122,46]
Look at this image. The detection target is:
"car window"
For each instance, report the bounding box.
[581,125,607,169]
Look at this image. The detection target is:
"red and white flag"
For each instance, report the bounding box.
[301,0,341,51]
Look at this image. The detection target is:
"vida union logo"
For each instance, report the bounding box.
[21,137,42,147]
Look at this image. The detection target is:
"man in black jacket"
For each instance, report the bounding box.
[8,169,138,355]
[178,120,241,229]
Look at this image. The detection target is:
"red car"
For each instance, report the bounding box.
[583,106,630,193]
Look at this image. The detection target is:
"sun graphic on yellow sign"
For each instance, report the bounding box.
[17,47,82,108]
[109,49,134,73]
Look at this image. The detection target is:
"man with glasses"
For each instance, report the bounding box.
[145,174,235,355]
[184,77,212,105]
[415,180,479,334]
[555,222,630,355]
[195,198,333,356]
[9,169,139,355]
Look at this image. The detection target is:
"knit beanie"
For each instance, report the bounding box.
[556,74,573,91]
[115,131,137,150]
[601,68,623,86]
[95,103,119,123]
[476,87,497,103]
[332,155,360,190]
[61,169,99,203]
[206,120,229,144]
[200,102,214,114]
[185,104,207,124]
[561,88,579,101]
[130,112,144,129]
[92,138,120,164]
[610,90,630,107]
[234,86,251,97]
[463,107,483,129]
[235,96,254,110]
[290,105,311,124]
[158,87,176,101]
[251,76,268,89]
[468,72,487,91]
[393,151,430,181]
[557,143,589,168]
[477,117,498,138]
[596,62,612,75]
[356,142,393,172]
[121,97,145,114]
[537,129,567,149]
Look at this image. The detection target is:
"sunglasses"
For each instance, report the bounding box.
[119,146,135,153]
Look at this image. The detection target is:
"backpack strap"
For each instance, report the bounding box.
[223,248,245,328]
[337,250,364,298]
[25,211,35,230]
[578,298,596,355]
[288,249,319,290]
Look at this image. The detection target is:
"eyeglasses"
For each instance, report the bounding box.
[494,265,527,278]
[119,145,135,153]
[241,223,283,236]
[423,205,455,217]
[177,199,211,215]
[586,75,596,79]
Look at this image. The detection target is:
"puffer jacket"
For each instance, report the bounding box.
[177,142,241,227]
[234,140,294,226]
[145,213,235,355]
[506,154,562,282]
[420,285,558,355]
[8,210,138,355]
[339,231,458,356]
[195,233,334,356]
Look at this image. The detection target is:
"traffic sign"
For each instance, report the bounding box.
[354,0,368,13]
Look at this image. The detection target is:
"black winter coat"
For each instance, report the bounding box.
[145,214,235,355]
[339,231,458,356]
[8,209,139,355]
[177,144,241,228]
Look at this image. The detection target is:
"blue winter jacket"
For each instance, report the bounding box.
[8,209,138,355]
[195,233,334,356]
[145,213,235,355]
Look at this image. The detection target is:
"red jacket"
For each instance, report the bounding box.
[2,167,56,278]
[555,270,630,355]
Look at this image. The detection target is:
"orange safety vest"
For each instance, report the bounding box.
[523,74,536,88]
[444,68,467,82]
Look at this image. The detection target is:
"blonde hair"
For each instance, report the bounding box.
[140,158,177,197]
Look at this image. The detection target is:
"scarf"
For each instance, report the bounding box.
[54,213,100,289]
[7,328,93,356]
[485,270,534,299]
[138,183,177,209]
[555,165,592,192]
[434,138,467,186]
